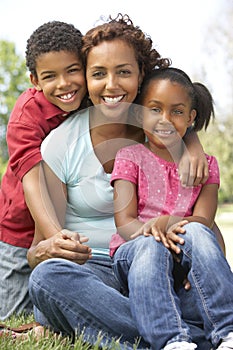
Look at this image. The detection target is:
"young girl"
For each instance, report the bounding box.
[110,67,233,349]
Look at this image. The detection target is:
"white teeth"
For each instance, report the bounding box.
[59,92,75,100]
[103,96,123,104]
[155,130,173,135]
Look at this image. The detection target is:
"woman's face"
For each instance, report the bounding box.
[86,39,143,121]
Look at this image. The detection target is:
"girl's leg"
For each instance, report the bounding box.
[113,236,193,349]
[178,222,233,348]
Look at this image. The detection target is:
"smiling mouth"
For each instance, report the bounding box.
[103,95,124,104]
[57,91,76,101]
[154,129,174,135]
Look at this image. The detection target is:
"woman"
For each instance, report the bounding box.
[27,14,219,349]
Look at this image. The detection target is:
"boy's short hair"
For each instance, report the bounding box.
[25,21,83,77]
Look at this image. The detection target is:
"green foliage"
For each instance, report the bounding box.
[199,117,233,203]
[0,40,30,160]
[0,313,139,350]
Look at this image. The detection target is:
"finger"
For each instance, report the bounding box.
[131,230,142,239]
[183,279,191,290]
[167,232,184,245]
[178,159,190,187]
[193,167,209,186]
[79,236,89,243]
[61,229,80,241]
[186,163,196,187]
[157,230,170,248]
[167,239,181,254]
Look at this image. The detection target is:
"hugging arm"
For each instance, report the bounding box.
[180,130,208,187]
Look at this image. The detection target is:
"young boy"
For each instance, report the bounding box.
[0,20,87,320]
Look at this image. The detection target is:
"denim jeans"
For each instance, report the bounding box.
[29,223,233,349]
[0,241,33,320]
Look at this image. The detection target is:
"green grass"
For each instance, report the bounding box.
[0,313,139,349]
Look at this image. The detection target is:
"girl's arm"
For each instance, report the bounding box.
[180,130,209,187]
[113,179,143,240]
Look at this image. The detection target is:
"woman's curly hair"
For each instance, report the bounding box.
[25,21,83,77]
[82,13,171,75]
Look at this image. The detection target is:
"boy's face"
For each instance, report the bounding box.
[31,50,87,112]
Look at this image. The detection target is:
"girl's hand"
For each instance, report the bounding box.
[131,216,172,249]
[166,220,188,254]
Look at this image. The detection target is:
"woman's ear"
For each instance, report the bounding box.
[30,73,42,91]
[188,109,197,127]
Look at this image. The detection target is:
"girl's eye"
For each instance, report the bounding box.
[173,109,183,115]
[152,107,161,113]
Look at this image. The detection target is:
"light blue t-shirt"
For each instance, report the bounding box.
[41,109,116,256]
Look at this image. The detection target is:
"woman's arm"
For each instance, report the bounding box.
[180,130,209,187]
[27,161,91,269]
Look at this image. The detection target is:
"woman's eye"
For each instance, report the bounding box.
[92,71,105,78]
[118,69,131,75]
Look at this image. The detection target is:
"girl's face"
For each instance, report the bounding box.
[31,51,87,113]
[142,79,196,150]
[86,39,143,121]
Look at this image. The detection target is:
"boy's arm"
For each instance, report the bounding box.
[180,130,209,187]
[22,162,65,238]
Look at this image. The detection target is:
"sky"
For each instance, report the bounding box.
[0,0,230,115]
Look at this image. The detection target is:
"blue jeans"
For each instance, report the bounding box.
[29,223,233,349]
[0,241,33,320]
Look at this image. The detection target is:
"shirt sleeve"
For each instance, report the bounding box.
[110,147,138,186]
[205,155,220,187]
[7,103,45,180]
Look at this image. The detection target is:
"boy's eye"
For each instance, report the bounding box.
[42,74,55,80]
[68,67,82,74]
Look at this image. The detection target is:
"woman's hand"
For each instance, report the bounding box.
[28,230,92,268]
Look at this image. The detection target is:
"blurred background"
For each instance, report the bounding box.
[0,0,232,267]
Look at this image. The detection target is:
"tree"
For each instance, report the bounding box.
[0,40,30,160]
[199,117,233,203]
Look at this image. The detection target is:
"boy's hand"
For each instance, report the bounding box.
[179,149,209,187]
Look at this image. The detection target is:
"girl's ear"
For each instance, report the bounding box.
[188,109,197,127]
[30,73,42,91]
